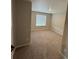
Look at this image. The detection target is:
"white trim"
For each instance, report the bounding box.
[31,28,50,31]
[58,50,68,59]
[15,43,30,49]
[53,45,68,59]
[51,26,64,36]
[11,48,15,59]
[11,43,30,59]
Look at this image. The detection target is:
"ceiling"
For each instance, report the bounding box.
[31,0,67,13]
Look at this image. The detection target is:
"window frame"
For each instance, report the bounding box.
[35,14,46,27]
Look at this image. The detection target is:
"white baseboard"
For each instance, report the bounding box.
[11,43,30,59]
[52,26,64,36]
[15,43,30,49]
[58,50,68,59]
[31,28,49,31]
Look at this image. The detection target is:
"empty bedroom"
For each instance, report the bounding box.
[12,0,68,59]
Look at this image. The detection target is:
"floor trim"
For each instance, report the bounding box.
[15,43,30,49]
[57,50,67,59]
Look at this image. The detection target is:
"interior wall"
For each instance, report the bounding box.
[12,0,32,47]
[62,10,68,58]
[51,13,66,36]
[31,11,52,31]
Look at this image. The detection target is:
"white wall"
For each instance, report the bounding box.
[62,11,68,58]
[12,0,32,47]
[31,11,52,31]
[31,11,66,36]
[51,13,66,36]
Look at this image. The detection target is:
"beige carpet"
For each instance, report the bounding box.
[13,30,63,59]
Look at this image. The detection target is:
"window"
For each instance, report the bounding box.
[36,15,46,26]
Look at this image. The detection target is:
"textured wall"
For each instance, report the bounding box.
[12,0,32,47]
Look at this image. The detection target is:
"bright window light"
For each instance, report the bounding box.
[36,15,46,26]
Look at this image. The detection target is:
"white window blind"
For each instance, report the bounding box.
[36,15,46,26]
